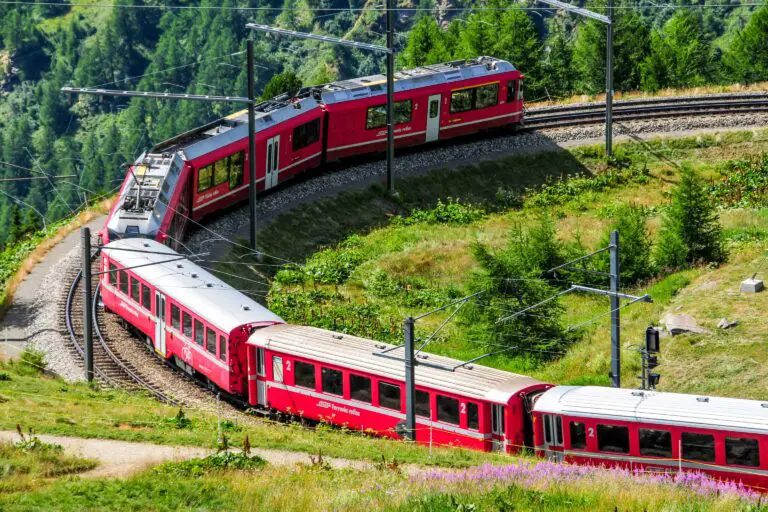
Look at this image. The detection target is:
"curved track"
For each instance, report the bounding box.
[61,91,768,403]
[63,248,179,404]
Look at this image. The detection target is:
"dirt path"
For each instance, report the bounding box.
[0,431,375,478]
[0,216,106,360]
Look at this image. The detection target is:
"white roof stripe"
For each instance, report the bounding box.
[248,324,546,403]
[534,386,768,435]
[103,239,283,333]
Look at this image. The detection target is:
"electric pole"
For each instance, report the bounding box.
[247,38,258,252]
[82,227,94,382]
[609,230,620,387]
[385,0,396,193]
[404,316,416,441]
[605,0,614,156]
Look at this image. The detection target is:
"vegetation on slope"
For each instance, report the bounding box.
[1,0,768,251]
[259,129,768,399]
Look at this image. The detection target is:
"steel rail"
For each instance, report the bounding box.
[91,282,180,405]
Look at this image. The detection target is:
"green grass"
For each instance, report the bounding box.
[0,457,761,512]
[253,128,768,399]
[0,437,96,494]
[0,358,510,468]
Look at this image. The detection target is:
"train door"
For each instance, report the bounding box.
[542,414,564,461]
[426,94,441,143]
[265,136,280,189]
[154,292,166,357]
[256,347,267,406]
[491,404,506,452]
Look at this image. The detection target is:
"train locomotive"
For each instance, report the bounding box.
[101,56,525,248]
[101,239,768,490]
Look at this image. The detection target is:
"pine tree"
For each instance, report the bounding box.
[541,18,573,99]
[724,6,768,84]
[398,17,450,68]
[655,165,725,269]
[597,204,654,285]
[261,71,303,100]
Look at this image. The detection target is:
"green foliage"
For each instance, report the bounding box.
[166,409,192,430]
[153,452,267,478]
[398,17,451,69]
[465,223,575,359]
[641,11,716,91]
[710,153,768,208]
[261,70,303,100]
[655,166,726,270]
[596,204,655,286]
[19,349,45,375]
[724,6,768,84]
[391,199,485,227]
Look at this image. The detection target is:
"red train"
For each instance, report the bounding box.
[101,239,768,490]
[101,56,525,247]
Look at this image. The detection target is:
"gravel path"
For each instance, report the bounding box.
[185,114,768,257]
[0,430,382,478]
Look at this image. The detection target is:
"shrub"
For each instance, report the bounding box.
[596,204,655,286]
[19,349,45,374]
[153,452,267,478]
[392,199,485,226]
[710,153,768,208]
[166,408,192,429]
[656,165,726,269]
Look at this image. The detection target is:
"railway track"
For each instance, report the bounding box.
[60,92,768,405]
[62,247,179,404]
[524,92,768,130]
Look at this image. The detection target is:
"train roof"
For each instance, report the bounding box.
[102,239,284,333]
[151,96,321,160]
[314,56,517,106]
[534,386,768,436]
[248,324,547,404]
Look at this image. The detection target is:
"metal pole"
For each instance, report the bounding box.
[609,230,620,387]
[404,316,416,441]
[605,0,614,156]
[247,38,258,252]
[385,0,395,193]
[82,227,94,382]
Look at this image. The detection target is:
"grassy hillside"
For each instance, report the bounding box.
[252,128,768,400]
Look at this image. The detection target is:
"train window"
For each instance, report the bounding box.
[206,327,216,355]
[213,159,228,186]
[229,152,244,189]
[639,429,672,458]
[682,432,715,462]
[141,284,151,311]
[554,416,563,445]
[272,356,282,382]
[292,118,321,151]
[182,312,192,338]
[219,336,227,362]
[467,402,479,430]
[544,415,552,444]
[429,99,439,119]
[378,382,401,411]
[194,319,204,346]
[108,264,118,287]
[450,89,473,114]
[475,83,499,109]
[726,437,760,467]
[365,100,412,130]
[350,374,372,403]
[130,277,140,303]
[197,165,213,192]
[294,361,316,389]
[597,424,630,454]
[570,422,587,449]
[436,395,460,426]
[507,80,518,103]
[415,390,430,418]
[171,304,180,330]
[321,367,343,396]
[119,270,128,295]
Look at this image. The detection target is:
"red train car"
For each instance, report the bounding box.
[246,324,550,452]
[532,386,768,489]
[102,57,524,248]
[100,238,284,394]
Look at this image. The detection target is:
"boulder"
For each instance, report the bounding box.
[716,318,739,330]
[659,313,711,336]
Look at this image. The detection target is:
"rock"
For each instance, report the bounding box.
[716,318,739,329]
[660,313,711,335]
[740,278,764,293]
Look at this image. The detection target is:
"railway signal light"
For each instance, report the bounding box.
[645,326,660,353]
[648,373,661,388]
[647,355,659,371]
